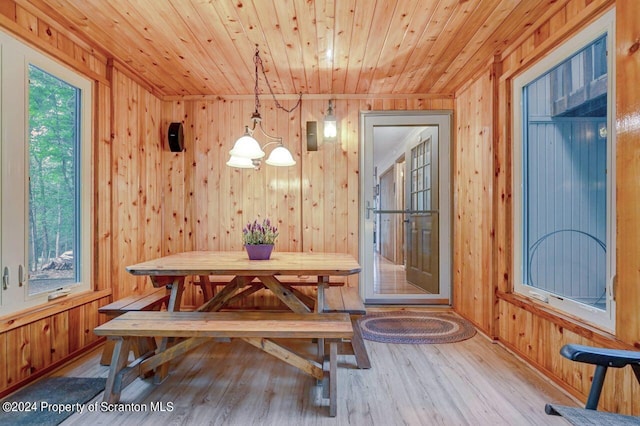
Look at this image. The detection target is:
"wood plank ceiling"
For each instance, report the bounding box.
[25,0,554,97]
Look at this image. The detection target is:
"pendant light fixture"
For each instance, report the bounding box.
[228,46,302,169]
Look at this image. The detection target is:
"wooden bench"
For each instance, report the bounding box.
[322,286,371,369]
[98,288,170,365]
[94,311,353,417]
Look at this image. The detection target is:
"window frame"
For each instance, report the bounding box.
[512,10,616,331]
[0,28,94,316]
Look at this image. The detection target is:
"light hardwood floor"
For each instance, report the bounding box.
[52,310,575,426]
[374,253,429,295]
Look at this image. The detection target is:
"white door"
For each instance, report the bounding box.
[360,111,452,304]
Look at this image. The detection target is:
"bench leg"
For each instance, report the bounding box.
[104,337,131,404]
[351,317,371,369]
[329,341,338,417]
[100,340,115,366]
[585,365,607,410]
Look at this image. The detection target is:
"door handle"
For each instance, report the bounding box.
[18,264,25,287]
[2,267,8,290]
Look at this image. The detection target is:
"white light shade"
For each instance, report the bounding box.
[230,134,265,159]
[324,118,337,139]
[226,155,255,168]
[265,146,296,166]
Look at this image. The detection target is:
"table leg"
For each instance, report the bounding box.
[316,276,329,358]
[154,276,185,383]
[329,340,338,417]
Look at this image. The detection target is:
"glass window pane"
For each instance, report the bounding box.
[28,65,80,295]
[522,35,607,310]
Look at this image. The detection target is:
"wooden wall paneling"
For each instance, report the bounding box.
[36,17,56,48]
[162,100,188,256]
[190,100,217,305]
[206,100,221,251]
[453,72,493,333]
[109,68,164,300]
[6,326,30,385]
[241,99,258,248]
[268,99,291,252]
[334,100,350,257]
[67,305,83,353]
[95,81,112,292]
[82,300,100,346]
[192,100,210,252]
[616,0,640,347]
[135,84,149,293]
[451,99,461,312]
[50,311,69,363]
[141,89,163,288]
[495,75,511,298]
[14,4,36,34]
[182,99,196,254]
[28,318,51,374]
[0,2,107,83]
[111,69,133,300]
[162,99,197,306]
[304,99,324,252]
[345,99,362,287]
[216,99,231,252]
[0,332,6,390]
[124,71,144,295]
[0,2,15,19]
[239,100,261,238]
[284,101,302,253]
[226,100,245,251]
[323,102,338,254]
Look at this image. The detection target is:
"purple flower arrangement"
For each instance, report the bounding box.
[242,218,279,245]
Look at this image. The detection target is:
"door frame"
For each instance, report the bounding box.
[359,110,452,304]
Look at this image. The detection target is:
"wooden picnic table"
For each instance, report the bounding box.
[125,251,362,314]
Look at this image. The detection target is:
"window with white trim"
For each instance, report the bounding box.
[512,10,615,331]
[0,29,93,316]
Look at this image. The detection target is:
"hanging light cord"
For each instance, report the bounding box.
[253,45,302,115]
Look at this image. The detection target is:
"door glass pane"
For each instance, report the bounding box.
[28,65,80,295]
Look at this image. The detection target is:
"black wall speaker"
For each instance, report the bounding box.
[306,121,318,151]
[168,122,184,152]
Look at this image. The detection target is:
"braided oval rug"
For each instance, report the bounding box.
[357,311,476,344]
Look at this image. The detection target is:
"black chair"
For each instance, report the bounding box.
[545,343,640,422]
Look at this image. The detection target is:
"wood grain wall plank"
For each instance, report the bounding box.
[0,332,6,390]
[50,311,69,363]
[615,0,640,347]
[29,318,51,374]
[6,327,30,385]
